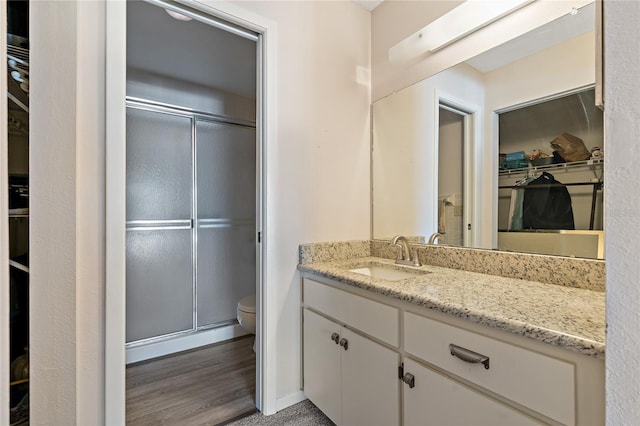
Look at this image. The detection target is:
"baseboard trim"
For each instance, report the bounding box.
[275,391,307,412]
[126,324,249,364]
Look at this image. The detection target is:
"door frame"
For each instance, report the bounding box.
[105,1,278,423]
[434,90,482,248]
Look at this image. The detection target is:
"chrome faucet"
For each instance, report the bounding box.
[391,235,421,266]
[428,232,444,244]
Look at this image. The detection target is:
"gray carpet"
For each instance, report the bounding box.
[226,400,334,426]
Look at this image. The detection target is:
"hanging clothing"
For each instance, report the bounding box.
[507,176,534,230]
[522,172,575,230]
[508,188,526,230]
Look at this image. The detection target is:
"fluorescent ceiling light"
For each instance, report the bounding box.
[389,0,534,63]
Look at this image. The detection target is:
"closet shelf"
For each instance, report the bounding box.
[499,158,603,176]
[10,378,29,387]
[9,208,29,219]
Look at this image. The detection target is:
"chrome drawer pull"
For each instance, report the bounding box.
[449,343,490,370]
[330,332,340,344]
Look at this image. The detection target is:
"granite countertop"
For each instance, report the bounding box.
[298,256,605,359]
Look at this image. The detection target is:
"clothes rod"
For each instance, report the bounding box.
[498,182,603,190]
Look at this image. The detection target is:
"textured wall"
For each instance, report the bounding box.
[604,0,640,422]
[31,2,79,424]
[30,1,107,425]
[237,1,372,405]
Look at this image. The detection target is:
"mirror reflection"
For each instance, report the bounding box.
[372,2,604,259]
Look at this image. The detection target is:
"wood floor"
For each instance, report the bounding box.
[126,336,257,425]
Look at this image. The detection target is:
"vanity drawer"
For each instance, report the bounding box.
[303,278,399,347]
[404,311,575,425]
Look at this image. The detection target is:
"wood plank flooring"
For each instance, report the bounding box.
[126,336,256,425]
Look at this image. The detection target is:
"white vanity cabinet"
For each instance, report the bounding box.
[404,311,575,425]
[303,279,400,426]
[402,358,541,426]
[301,275,604,426]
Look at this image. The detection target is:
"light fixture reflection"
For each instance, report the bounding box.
[389,0,534,63]
[165,9,193,21]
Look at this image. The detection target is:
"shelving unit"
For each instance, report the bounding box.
[7,10,30,423]
[496,89,604,260]
[499,158,603,178]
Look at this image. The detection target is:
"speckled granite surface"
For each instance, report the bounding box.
[371,241,605,292]
[298,256,605,358]
[300,240,605,292]
[299,240,370,264]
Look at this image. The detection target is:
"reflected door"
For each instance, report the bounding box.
[437,106,465,246]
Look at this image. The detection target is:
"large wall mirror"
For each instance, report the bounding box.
[372,1,604,259]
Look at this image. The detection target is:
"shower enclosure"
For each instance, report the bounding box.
[125,99,256,346]
[123,0,258,353]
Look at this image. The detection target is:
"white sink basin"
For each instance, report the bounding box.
[348,264,429,281]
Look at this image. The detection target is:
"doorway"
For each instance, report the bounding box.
[437,106,465,246]
[123,1,261,423]
[436,100,477,248]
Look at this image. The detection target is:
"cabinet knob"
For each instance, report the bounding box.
[403,372,415,388]
[339,338,349,351]
[330,333,340,344]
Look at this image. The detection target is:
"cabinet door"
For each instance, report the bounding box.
[341,328,400,426]
[403,358,540,426]
[303,309,341,425]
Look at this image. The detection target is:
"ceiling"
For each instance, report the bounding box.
[353,0,384,12]
[127,1,257,99]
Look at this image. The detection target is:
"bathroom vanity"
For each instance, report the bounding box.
[298,243,605,426]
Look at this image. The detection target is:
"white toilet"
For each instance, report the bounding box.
[237,294,256,352]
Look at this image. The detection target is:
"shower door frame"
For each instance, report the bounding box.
[105,0,277,423]
[124,97,258,350]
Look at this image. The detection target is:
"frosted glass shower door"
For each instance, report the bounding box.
[196,120,256,327]
[125,108,194,343]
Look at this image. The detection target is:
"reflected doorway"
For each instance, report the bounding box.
[437,105,466,246]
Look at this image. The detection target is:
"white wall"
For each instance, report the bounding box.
[30,1,106,424]
[483,31,595,111]
[237,0,371,404]
[604,0,640,422]
[28,0,370,422]
[372,63,483,240]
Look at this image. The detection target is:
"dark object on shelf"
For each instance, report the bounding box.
[552,150,566,164]
[9,175,28,209]
[531,157,554,166]
[522,172,575,230]
[550,133,591,162]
